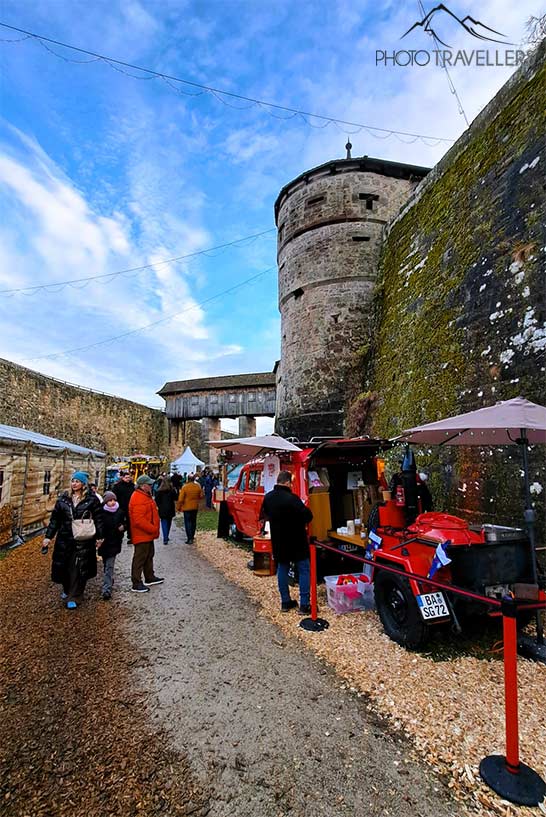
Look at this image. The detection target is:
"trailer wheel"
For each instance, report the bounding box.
[374,571,428,649]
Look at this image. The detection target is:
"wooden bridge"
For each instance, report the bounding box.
[158,373,277,464]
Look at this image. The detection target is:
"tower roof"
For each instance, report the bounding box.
[274,155,431,222]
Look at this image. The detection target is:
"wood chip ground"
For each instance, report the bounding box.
[195,531,546,817]
[0,539,210,817]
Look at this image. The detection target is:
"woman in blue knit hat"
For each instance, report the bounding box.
[42,471,104,609]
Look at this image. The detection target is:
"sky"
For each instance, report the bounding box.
[0,0,542,434]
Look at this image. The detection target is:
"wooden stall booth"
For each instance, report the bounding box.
[304,438,392,547]
[0,424,106,546]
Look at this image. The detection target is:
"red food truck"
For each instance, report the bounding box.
[216,436,540,648]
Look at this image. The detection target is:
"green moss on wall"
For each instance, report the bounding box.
[358,48,546,536]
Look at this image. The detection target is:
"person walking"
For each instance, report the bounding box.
[98,491,125,600]
[176,474,204,544]
[41,471,104,609]
[113,471,134,541]
[89,482,103,503]
[154,476,178,545]
[171,472,183,492]
[203,472,216,510]
[128,474,163,593]
[260,471,313,614]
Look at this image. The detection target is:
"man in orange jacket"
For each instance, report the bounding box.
[176,473,204,544]
[128,474,163,592]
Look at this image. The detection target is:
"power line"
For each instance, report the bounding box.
[0,22,455,146]
[417,1,470,127]
[23,266,276,362]
[0,228,276,296]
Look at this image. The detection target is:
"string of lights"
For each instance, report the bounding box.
[23,266,276,362]
[0,22,455,146]
[0,228,276,297]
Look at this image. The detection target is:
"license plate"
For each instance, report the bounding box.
[416,591,450,621]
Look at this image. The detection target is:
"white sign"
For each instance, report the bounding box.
[263,455,280,493]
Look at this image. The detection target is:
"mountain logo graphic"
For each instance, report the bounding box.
[401,4,513,48]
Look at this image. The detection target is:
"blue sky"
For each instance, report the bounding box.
[0,0,541,432]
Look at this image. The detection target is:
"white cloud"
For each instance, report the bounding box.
[0,128,248,405]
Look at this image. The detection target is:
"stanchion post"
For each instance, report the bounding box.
[479,597,546,806]
[310,541,318,621]
[299,542,329,632]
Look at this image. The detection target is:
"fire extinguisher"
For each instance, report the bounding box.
[395,484,405,506]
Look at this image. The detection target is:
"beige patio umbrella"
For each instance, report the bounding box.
[400,396,546,646]
[207,434,302,464]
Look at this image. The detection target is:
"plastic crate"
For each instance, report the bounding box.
[324,573,375,614]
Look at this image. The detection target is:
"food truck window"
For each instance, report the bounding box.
[248,470,261,491]
[238,471,247,492]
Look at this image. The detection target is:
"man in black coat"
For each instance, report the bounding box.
[260,470,313,614]
[113,472,135,540]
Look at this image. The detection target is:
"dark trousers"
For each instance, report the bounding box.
[131,541,155,586]
[63,551,87,603]
[183,510,198,542]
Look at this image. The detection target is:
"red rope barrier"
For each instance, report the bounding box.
[307,539,545,805]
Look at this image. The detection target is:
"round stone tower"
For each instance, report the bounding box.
[274,152,429,440]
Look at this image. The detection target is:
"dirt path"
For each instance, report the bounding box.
[0,540,209,817]
[119,523,465,817]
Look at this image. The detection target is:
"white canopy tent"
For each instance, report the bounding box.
[170,445,205,474]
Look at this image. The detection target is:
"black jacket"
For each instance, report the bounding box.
[155,488,178,520]
[98,506,125,558]
[112,480,135,513]
[45,491,103,584]
[260,484,313,564]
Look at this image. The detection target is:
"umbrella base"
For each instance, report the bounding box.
[517,633,546,664]
[480,755,546,806]
[299,617,329,632]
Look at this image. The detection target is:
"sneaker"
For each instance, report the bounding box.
[298,605,312,616]
[281,600,298,613]
[144,577,165,586]
[66,600,78,610]
[163,540,169,545]
[131,583,150,593]
[102,591,112,601]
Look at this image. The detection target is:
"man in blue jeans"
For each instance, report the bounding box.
[260,470,313,614]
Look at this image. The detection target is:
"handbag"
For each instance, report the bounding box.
[71,507,96,541]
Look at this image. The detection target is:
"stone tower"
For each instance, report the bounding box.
[274,154,430,440]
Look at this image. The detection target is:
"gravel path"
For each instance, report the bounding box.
[119,523,465,817]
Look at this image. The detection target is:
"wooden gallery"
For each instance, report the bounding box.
[0,424,106,546]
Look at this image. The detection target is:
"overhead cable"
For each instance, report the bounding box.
[0,22,455,146]
[417,0,470,127]
[0,228,276,296]
[23,266,276,362]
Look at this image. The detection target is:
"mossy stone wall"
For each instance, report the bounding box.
[363,43,545,532]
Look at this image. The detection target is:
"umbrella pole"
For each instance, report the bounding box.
[520,430,544,646]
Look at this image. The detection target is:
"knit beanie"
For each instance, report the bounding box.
[72,471,89,485]
[103,491,117,502]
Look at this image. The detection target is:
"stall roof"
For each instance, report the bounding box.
[0,424,106,457]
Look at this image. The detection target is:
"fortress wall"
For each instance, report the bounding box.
[0,358,170,459]
[364,42,546,528]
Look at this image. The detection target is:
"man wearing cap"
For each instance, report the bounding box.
[128,475,163,593]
